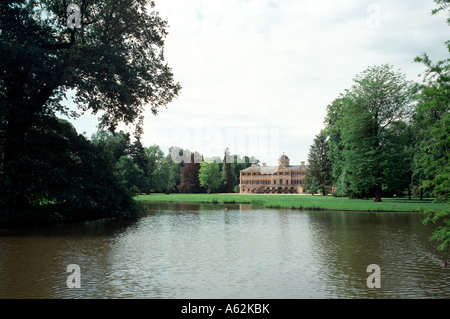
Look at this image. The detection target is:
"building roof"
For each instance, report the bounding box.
[240,164,307,173]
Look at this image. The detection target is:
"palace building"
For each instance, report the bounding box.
[239,153,308,194]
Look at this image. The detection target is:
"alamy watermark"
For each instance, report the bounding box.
[366,264,381,288]
[65,263,381,291]
[367,4,382,29]
[169,126,281,164]
[66,264,81,288]
[67,4,81,29]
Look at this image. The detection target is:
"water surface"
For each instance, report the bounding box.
[0,202,448,298]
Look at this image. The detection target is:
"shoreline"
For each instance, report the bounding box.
[136,193,449,213]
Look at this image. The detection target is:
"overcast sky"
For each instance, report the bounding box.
[67,0,449,166]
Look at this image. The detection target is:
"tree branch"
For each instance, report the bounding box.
[42,28,76,50]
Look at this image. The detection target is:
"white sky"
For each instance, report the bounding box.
[67,0,449,166]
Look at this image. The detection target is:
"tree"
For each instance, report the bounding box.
[199,159,222,194]
[91,130,131,162]
[423,209,450,252]
[419,0,450,256]
[129,138,151,192]
[178,152,203,193]
[145,144,166,192]
[382,121,414,197]
[308,177,319,195]
[340,64,414,202]
[413,46,449,202]
[324,97,347,196]
[167,161,181,193]
[304,130,332,196]
[222,148,235,193]
[154,159,171,193]
[0,0,180,219]
[0,119,141,225]
[115,156,148,196]
[165,146,183,193]
[431,0,450,24]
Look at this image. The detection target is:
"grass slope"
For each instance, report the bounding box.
[136,193,449,212]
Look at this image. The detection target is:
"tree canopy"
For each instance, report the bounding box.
[0,0,180,223]
[199,159,222,194]
[324,65,414,202]
[1,0,180,131]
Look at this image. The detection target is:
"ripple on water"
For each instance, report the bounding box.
[0,204,449,298]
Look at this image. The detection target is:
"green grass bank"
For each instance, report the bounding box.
[136,193,449,212]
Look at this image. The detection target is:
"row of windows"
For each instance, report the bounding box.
[242,188,303,194]
[241,179,303,185]
[241,172,305,177]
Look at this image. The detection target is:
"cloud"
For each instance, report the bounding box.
[65,0,449,165]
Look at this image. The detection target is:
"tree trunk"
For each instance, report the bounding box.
[374,185,382,202]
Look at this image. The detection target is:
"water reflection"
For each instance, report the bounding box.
[307,211,450,298]
[0,202,449,299]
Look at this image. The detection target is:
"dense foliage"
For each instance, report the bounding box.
[331,65,414,202]
[303,0,449,251]
[199,160,221,194]
[306,1,449,205]
[304,130,332,196]
[0,0,180,224]
[418,0,450,253]
[0,119,141,224]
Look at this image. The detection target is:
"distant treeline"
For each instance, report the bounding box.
[0,119,258,225]
[90,130,258,196]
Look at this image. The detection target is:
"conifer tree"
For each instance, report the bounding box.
[304,130,332,196]
[222,148,235,193]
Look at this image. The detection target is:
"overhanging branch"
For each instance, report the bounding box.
[42,28,76,50]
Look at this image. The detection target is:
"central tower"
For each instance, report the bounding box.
[278,152,290,166]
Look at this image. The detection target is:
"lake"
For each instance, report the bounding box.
[0,202,449,299]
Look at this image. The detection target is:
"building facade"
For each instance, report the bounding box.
[239,153,308,194]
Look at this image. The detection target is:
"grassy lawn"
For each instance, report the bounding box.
[136,193,449,212]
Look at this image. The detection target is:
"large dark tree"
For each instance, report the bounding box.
[0,0,180,221]
[178,152,204,194]
[0,118,141,225]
